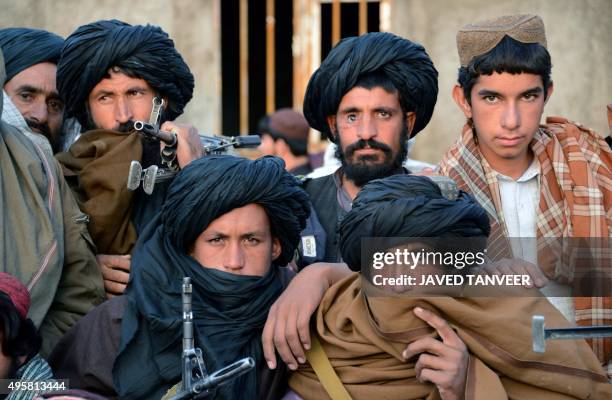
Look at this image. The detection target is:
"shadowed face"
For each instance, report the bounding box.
[190,204,281,276]
[4,62,64,151]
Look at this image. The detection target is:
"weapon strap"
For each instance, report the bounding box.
[306,334,352,400]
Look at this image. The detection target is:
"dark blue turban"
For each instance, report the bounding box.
[339,175,490,270]
[304,32,438,142]
[114,155,310,399]
[162,155,310,266]
[0,28,63,83]
[57,19,194,127]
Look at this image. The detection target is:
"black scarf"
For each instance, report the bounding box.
[113,155,310,399]
[339,175,490,270]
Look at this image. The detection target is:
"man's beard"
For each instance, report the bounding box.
[335,123,409,187]
[25,118,61,153]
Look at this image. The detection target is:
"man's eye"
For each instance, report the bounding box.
[208,237,223,244]
[128,90,145,97]
[483,95,498,103]
[48,100,64,113]
[19,92,33,102]
[346,114,357,123]
[377,111,390,118]
[246,237,260,244]
[522,93,538,102]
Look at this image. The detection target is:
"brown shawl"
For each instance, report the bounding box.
[289,273,611,400]
[438,117,612,366]
[56,130,142,254]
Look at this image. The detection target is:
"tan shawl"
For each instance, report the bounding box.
[289,273,611,400]
[56,130,142,255]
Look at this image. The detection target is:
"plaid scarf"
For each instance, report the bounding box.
[439,116,612,373]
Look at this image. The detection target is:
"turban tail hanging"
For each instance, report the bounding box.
[303,32,438,142]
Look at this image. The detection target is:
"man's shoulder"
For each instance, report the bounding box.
[544,116,604,140]
[301,173,335,193]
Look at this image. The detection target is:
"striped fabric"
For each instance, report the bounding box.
[7,354,54,400]
[439,117,612,375]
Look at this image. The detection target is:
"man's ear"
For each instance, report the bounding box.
[405,111,417,137]
[326,115,337,140]
[452,85,472,119]
[271,237,282,260]
[544,82,554,106]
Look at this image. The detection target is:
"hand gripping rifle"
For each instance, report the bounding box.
[170,277,255,400]
[127,98,261,194]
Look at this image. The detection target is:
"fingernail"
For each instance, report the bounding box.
[303,343,311,350]
[414,307,423,313]
[267,361,275,369]
[288,363,297,370]
[298,357,305,364]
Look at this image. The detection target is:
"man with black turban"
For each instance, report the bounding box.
[50,155,311,400]
[263,31,440,375]
[54,19,204,298]
[300,31,438,265]
[0,28,66,153]
[288,175,611,400]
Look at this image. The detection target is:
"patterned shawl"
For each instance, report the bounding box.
[439,116,612,372]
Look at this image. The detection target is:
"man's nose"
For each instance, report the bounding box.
[501,101,521,131]
[356,114,378,141]
[223,242,245,273]
[114,97,133,124]
[28,100,49,124]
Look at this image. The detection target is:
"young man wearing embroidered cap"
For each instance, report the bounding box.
[439,14,612,376]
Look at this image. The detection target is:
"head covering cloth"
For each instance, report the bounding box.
[114,155,310,400]
[339,174,490,270]
[303,32,438,142]
[57,19,194,127]
[0,28,63,83]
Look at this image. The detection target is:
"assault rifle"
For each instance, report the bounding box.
[170,277,255,400]
[126,97,261,194]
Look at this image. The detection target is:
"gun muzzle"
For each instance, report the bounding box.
[134,120,178,146]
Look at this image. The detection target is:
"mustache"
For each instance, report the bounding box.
[344,138,393,158]
[25,118,51,137]
[115,120,136,133]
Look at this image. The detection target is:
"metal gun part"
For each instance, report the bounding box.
[127,161,176,194]
[532,315,612,353]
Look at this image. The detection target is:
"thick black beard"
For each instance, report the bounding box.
[335,123,409,187]
[25,118,61,153]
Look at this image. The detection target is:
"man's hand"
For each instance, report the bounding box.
[96,254,131,298]
[403,307,468,400]
[262,262,351,370]
[483,257,548,288]
[160,121,203,168]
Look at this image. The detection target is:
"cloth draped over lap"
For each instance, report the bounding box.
[438,117,612,364]
[56,130,142,255]
[289,273,611,400]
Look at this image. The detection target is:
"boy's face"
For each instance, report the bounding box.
[454,72,552,168]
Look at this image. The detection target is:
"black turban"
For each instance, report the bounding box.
[339,175,490,270]
[304,32,438,142]
[57,19,194,127]
[114,155,310,399]
[0,28,63,83]
[163,155,310,266]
